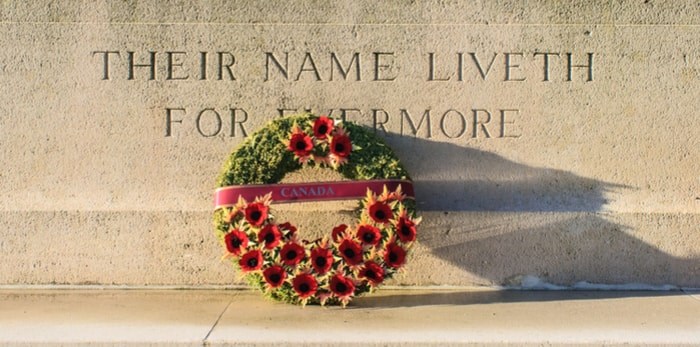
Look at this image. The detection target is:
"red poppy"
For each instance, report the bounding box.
[310,247,333,274]
[384,242,406,268]
[239,249,263,272]
[368,201,393,224]
[262,265,286,288]
[278,222,297,239]
[292,273,318,299]
[359,261,385,285]
[244,202,268,227]
[313,116,334,140]
[280,242,305,266]
[258,224,282,249]
[331,224,348,243]
[356,224,381,246]
[288,132,313,157]
[329,273,355,299]
[338,239,363,266]
[224,229,248,256]
[330,133,352,158]
[396,216,417,243]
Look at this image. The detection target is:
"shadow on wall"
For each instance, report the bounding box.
[383,136,625,212]
[380,135,700,288]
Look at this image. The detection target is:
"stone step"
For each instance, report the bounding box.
[1,288,699,346]
[2,211,699,287]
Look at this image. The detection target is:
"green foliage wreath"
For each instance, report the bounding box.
[213,114,419,306]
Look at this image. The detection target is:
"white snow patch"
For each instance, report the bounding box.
[510,275,568,290]
[505,275,682,291]
[571,281,679,291]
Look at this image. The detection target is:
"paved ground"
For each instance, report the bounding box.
[0,288,699,346]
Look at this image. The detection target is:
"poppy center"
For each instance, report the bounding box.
[334,143,345,152]
[315,256,327,267]
[286,250,298,260]
[230,237,241,248]
[250,211,262,221]
[365,269,376,279]
[318,124,328,134]
[362,232,375,243]
[389,252,398,263]
[299,283,310,293]
[295,140,307,150]
[247,257,258,268]
[401,225,411,235]
[343,248,356,259]
[269,273,281,283]
[264,232,275,244]
[374,210,386,220]
[335,281,347,293]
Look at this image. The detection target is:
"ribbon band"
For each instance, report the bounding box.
[214,179,414,209]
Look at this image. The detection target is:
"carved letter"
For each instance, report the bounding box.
[400,109,432,138]
[499,109,521,138]
[472,109,492,138]
[533,52,560,81]
[196,108,222,137]
[92,51,120,80]
[373,109,390,135]
[217,52,236,80]
[330,52,361,81]
[165,107,185,137]
[567,52,594,82]
[469,52,497,80]
[439,109,467,138]
[229,108,249,137]
[265,52,289,81]
[277,108,298,117]
[199,51,207,80]
[296,52,321,81]
[127,51,156,80]
[339,108,362,123]
[427,52,450,81]
[457,52,464,81]
[504,53,526,81]
[373,52,397,81]
[166,51,189,80]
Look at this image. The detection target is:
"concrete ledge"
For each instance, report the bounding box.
[1,288,699,346]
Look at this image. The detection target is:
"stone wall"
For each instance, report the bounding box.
[1,1,698,287]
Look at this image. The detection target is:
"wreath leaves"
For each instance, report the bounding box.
[214,114,418,306]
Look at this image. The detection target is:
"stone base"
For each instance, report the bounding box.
[1,1,699,289]
[2,211,698,287]
[1,288,699,346]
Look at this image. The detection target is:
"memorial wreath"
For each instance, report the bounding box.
[213,114,420,306]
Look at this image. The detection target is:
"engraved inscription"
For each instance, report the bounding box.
[371,108,521,139]
[91,49,595,140]
[165,107,249,137]
[427,52,594,82]
[92,51,238,80]
[263,51,396,81]
[165,106,521,140]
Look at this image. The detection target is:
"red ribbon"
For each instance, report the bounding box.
[214,179,414,208]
